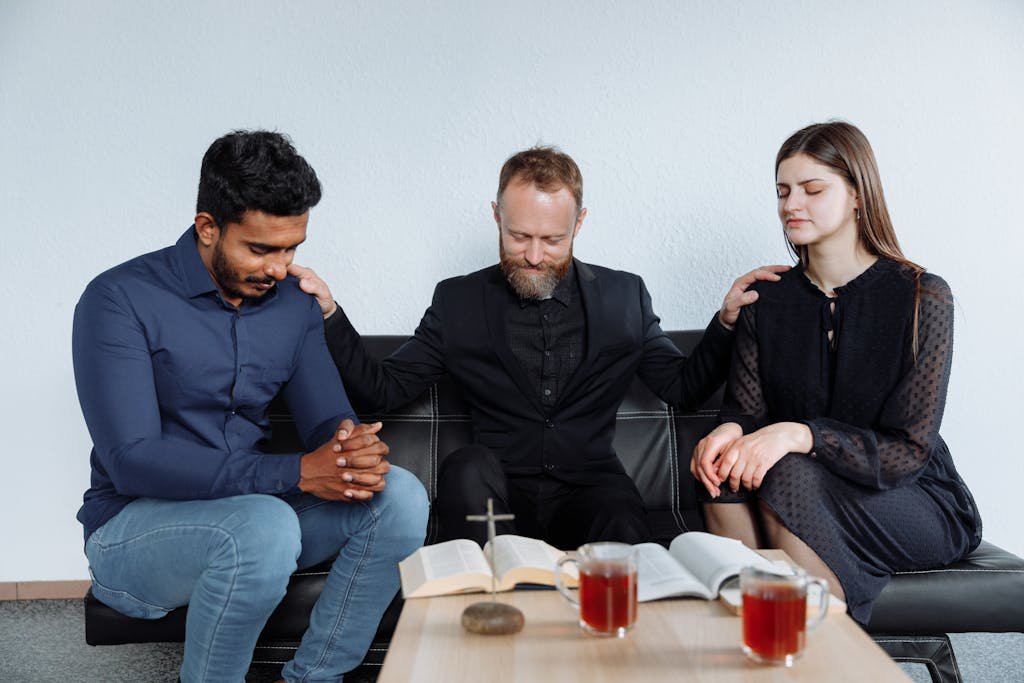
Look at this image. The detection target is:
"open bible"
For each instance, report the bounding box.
[633,532,781,602]
[399,534,579,599]
[399,531,783,602]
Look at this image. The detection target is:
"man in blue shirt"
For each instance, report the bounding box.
[73,130,428,682]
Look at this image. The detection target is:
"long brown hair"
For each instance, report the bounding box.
[776,121,925,355]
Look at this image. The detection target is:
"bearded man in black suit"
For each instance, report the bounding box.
[290,147,783,548]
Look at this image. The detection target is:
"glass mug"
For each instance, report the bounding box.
[555,542,638,637]
[740,565,829,666]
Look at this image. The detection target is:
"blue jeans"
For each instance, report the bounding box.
[86,466,428,682]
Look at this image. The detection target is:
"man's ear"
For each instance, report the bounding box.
[491,201,501,231]
[194,213,219,247]
[572,207,587,238]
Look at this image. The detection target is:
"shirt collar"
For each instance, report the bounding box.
[176,227,219,298]
[174,226,278,307]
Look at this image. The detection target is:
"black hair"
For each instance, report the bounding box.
[196,130,322,226]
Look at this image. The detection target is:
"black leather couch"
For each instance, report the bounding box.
[84,332,1024,682]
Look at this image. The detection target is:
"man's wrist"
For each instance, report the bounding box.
[716,310,735,331]
[712,311,735,334]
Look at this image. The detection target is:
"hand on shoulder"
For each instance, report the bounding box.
[288,263,338,318]
[718,265,790,328]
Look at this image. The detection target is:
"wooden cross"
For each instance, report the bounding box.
[466,498,515,596]
[462,498,525,634]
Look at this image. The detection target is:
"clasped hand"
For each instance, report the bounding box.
[690,422,811,498]
[299,419,391,501]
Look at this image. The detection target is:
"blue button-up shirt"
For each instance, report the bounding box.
[73,227,355,540]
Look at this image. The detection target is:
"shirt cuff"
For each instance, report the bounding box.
[257,452,303,495]
[323,300,340,320]
[323,302,361,340]
[718,413,757,433]
[707,312,735,337]
[801,420,823,458]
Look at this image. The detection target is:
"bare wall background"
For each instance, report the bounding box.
[1,0,1021,581]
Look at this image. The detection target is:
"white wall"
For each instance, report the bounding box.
[1,0,1021,581]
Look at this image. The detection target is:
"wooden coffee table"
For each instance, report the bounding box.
[378,552,911,682]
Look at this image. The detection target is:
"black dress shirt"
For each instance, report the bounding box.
[506,264,585,411]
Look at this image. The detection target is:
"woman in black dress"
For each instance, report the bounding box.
[690,121,981,624]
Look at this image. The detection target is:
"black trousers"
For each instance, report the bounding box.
[436,444,652,549]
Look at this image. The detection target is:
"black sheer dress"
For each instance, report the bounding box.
[716,258,981,624]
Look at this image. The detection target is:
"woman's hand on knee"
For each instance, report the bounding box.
[692,422,743,497]
[717,422,811,492]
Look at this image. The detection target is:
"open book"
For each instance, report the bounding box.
[633,532,782,602]
[398,531,783,602]
[399,534,579,599]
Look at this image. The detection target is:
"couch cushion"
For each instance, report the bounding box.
[867,540,1024,634]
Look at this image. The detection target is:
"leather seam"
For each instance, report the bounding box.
[891,568,1024,575]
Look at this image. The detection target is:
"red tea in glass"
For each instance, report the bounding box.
[579,561,638,635]
[556,542,638,637]
[740,566,829,666]
[742,585,806,661]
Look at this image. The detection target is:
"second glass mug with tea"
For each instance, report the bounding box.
[740,565,830,666]
[554,542,638,637]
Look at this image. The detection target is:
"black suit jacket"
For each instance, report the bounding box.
[325,260,733,485]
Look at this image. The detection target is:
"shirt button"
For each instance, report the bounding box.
[542,314,549,321]
[545,420,554,429]
[544,350,551,357]
[544,463,555,471]
[543,388,552,396]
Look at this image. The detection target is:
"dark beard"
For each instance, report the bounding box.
[212,241,273,302]
[499,246,572,300]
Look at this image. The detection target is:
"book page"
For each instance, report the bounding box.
[487,535,577,589]
[634,542,712,601]
[422,539,493,580]
[668,532,776,595]
[399,539,495,599]
[488,535,563,574]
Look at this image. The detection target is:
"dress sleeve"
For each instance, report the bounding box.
[719,303,766,434]
[806,275,954,489]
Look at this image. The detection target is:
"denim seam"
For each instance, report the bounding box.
[299,499,381,682]
[87,574,173,615]
[88,523,239,619]
[89,522,235,552]
[90,521,242,679]
[193,528,240,681]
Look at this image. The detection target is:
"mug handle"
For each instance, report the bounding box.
[805,576,830,631]
[555,555,579,608]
